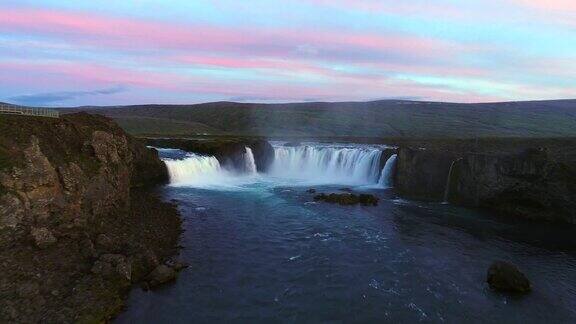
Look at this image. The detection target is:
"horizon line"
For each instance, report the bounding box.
[2,98,576,109]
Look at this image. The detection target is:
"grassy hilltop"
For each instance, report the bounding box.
[58,99,576,138]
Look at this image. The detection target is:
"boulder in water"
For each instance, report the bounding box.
[314,193,378,206]
[358,194,379,206]
[487,261,531,294]
[145,264,177,289]
[143,260,188,290]
[306,188,316,194]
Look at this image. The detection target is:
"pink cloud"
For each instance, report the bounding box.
[1,5,568,104]
[0,7,458,60]
[0,59,510,104]
[300,0,470,19]
[0,61,190,91]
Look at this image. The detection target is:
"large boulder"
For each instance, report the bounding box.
[145,264,177,288]
[487,261,531,294]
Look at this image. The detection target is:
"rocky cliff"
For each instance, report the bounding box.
[395,147,457,201]
[0,113,181,322]
[395,146,576,223]
[447,149,576,223]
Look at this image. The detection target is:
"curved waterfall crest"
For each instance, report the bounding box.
[378,154,397,188]
[270,145,384,185]
[161,143,397,187]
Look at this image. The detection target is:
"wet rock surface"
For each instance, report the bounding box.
[487,261,531,294]
[141,261,189,290]
[314,193,379,206]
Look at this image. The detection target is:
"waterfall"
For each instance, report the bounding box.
[164,153,224,185]
[378,154,397,188]
[269,145,383,185]
[160,144,393,188]
[443,159,460,203]
[244,147,257,174]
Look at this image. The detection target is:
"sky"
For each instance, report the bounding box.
[0,0,575,106]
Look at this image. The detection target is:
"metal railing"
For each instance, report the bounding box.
[0,104,59,118]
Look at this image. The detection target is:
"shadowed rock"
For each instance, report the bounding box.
[487,261,531,294]
[314,193,378,206]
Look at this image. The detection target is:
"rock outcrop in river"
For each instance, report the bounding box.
[0,113,182,322]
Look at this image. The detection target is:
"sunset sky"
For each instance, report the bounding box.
[1,0,575,106]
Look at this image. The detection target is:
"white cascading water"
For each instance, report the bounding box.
[162,144,398,188]
[269,145,384,185]
[163,147,258,187]
[378,154,397,188]
[244,147,258,174]
[164,153,224,186]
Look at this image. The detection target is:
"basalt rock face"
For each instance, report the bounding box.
[395,147,457,201]
[145,137,275,172]
[0,113,180,323]
[448,149,576,223]
[378,147,398,173]
[394,146,576,223]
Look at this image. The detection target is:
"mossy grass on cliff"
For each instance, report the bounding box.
[0,117,18,171]
[0,146,12,174]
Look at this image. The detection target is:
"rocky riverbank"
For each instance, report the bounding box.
[0,113,182,322]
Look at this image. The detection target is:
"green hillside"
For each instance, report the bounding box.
[59,99,576,138]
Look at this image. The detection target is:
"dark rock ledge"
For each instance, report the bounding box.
[394,146,576,224]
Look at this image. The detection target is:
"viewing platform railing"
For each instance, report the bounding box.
[0,104,59,118]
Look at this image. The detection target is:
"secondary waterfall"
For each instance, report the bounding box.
[378,154,397,188]
[443,158,460,203]
[269,145,384,185]
[244,147,257,174]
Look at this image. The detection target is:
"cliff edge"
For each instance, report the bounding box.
[0,113,181,322]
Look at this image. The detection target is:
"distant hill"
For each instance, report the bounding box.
[53,99,576,138]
